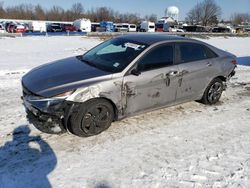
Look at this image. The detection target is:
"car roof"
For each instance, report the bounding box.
[117,34,194,45]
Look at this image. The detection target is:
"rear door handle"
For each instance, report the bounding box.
[207,62,212,67]
[180,70,189,75]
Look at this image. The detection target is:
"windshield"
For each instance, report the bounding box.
[82,38,148,73]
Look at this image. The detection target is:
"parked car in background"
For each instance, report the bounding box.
[73,19,91,32]
[140,21,155,32]
[22,34,236,137]
[99,21,114,32]
[212,27,231,33]
[7,23,16,33]
[114,23,128,32]
[0,24,5,33]
[183,25,206,32]
[14,24,26,33]
[169,26,184,32]
[128,24,137,32]
[91,23,100,32]
[155,23,164,32]
[47,24,63,32]
[61,24,76,32]
[28,21,46,32]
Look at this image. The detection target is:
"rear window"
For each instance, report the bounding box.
[179,43,217,63]
[149,25,155,29]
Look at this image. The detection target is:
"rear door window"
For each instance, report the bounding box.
[178,43,217,63]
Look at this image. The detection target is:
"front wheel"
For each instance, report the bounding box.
[68,99,114,137]
[200,78,224,105]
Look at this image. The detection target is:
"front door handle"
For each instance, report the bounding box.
[166,70,178,76]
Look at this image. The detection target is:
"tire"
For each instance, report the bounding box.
[68,99,114,137]
[200,78,224,105]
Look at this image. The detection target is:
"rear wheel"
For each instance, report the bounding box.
[200,78,224,105]
[68,99,114,137]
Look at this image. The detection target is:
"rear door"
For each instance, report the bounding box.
[123,43,180,115]
[176,42,218,101]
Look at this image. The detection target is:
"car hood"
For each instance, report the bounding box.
[22,56,112,97]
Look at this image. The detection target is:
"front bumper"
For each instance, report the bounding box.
[22,96,68,134]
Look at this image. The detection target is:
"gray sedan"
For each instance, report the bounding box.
[22,34,236,137]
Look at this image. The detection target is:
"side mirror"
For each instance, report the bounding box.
[131,68,141,76]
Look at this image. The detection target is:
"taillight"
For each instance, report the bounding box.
[231,59,237,65]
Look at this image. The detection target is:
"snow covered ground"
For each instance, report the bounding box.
[0,36,250,188]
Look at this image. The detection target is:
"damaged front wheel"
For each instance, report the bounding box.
[68,99,114,137]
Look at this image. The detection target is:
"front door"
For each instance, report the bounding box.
[122,43,180,115]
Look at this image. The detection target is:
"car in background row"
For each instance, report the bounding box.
[0,24,5,33]
[61,24,76,32]
[140,21,155,32]
[47,24,63,32]
[22,34,236,137]
[14,24,27,33]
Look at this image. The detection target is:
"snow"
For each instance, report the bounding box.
[0,35,250,188]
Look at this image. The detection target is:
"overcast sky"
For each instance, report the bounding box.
[2,0,250,20]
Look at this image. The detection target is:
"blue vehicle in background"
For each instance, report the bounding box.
[100,21,114,32]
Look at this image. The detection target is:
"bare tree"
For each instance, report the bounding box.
[46,6,64,21]
[70,2,84,20]
[0,2,153,24]
[144,14,157,23]
[231,13,250,25]
[186,0,221,26]
[34,4,46,20]
[0,1,5,18]
[6,4,35,20]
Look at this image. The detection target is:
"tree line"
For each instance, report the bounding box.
[0,2,157,24]
[185,0,249,26]
[0,0,249,25]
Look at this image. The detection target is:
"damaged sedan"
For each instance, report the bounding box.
[22,34,236,137]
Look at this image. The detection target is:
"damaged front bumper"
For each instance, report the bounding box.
[22,95,69,134]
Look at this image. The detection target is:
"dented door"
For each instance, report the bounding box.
[123,66,180,115]
[175,42,217,101]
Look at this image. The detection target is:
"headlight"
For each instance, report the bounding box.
[53,90,75,98]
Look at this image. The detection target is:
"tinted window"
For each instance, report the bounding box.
[204,46,218,58]
[179,43,217,63]
[138,44,174,71]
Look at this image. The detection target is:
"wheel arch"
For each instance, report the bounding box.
[98,97,119,121]
[215,75,226,82]
[65,97,119,129]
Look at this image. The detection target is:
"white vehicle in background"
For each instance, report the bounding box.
[128,24,136,32]
[28,21,46,32]
[169,27,184,32]
[73,19,91,32]
[114,23,128,32]
[140,21,155,32]
[114,23,129,32]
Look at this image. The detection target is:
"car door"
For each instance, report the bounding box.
[176,42,218,101]
[122,43,180,115]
